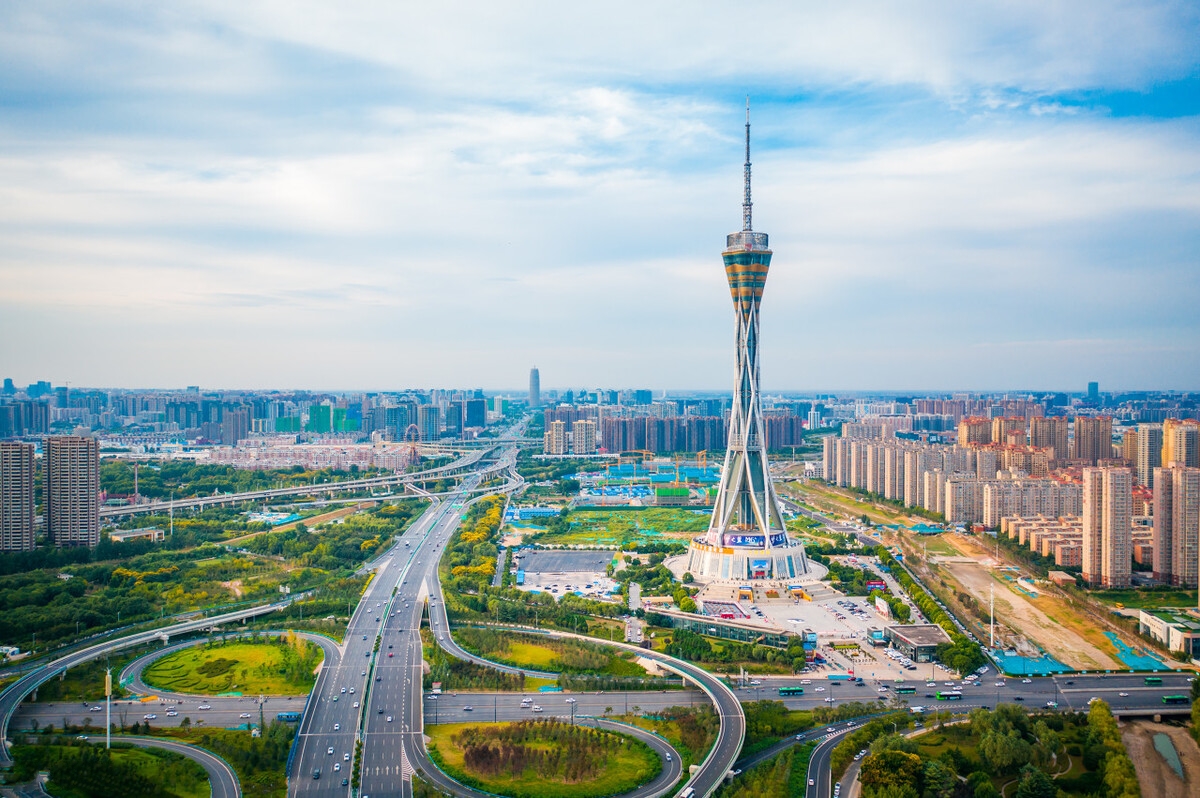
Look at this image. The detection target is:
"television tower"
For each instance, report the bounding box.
[688,101,809,582]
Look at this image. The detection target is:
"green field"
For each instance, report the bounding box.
[427,720,660,798]
[10,743,209,798]
[531,508,710,547]
[1091,587,1198,609]
[454,628,649,679]
[143,637,322,696]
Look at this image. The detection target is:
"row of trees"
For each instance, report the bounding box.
[875,546,986,674]
[9,742,198,798]
[453,720,633,784]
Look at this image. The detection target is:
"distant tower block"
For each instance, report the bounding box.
[687,102,810,583]
[529,367,541,407]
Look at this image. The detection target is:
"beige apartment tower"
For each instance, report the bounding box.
[1073,416,1113,465]
[44,435,100,548]
[1081,467,1132,588]
[572,419,597,455]
[1029,416,1068,461]
[1154,466,1200,588]
[1163,419,1200,468]
[542,420,568,455]
[0,442,36,551]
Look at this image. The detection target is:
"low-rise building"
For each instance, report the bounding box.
[885,624,952,662]
[1137,609,1200,658]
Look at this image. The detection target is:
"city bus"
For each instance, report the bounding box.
[896,687,917,695]
[1144,676,1163,686]
[276,711,301,722]
[1161,695,1188,705]
[779,686,805,696]
[936,691,963,701]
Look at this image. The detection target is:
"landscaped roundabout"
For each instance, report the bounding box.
[141,634,323,696]
[426,719,662,798]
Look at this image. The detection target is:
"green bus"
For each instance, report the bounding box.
[1144,676,1163,686]
[1161,695,1188,705]
[778,686,804,696]
[936,691,963,701]
[896,687,917,695]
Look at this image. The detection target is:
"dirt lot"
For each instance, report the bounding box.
[1121,720,1200,798]
[931,534,1121,670]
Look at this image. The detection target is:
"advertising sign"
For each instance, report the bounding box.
[726,534,765,547]
[769,532,788,546]
[874,595,891,618]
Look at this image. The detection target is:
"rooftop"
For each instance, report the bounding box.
[887,624,952,646]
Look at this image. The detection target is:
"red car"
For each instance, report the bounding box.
[388,652,393,657]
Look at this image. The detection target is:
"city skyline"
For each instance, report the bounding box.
[2,3,1199,391]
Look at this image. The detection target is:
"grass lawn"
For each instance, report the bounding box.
[1090,588,1199,609]
[427,721,660,798]
[35,648,146,702]
[143,638,321,696]
[534,508,709,547]
[14,743,209,798]
[506,641,560,669]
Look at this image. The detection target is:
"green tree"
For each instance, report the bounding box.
[1013,764,1056,798]
[860,750,923,791]
[978,729,1031,775]
[922,759,955,798]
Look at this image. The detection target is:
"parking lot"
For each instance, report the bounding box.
[513,549,619,600]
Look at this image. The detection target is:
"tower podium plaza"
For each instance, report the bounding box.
[686,108,811,584]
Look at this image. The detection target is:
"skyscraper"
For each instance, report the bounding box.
[1029,416,1069,461]
[1154,466,1200,588]
[1087,381,1099,403]
[0,442,35,551]
[1135,423,1163,487]
[44,435,100,548]
[417,405,440,442]
[1163,419,1200,468]
[1073,416,1112,465]
[1081,467,1132,587]
[529,367,541,407]
[687,104,809,582]
[572,419,597,454]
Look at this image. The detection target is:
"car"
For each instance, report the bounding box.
[349,688,355,694]
[166,711,178,717]
[565,698,577,704]
[353,702,359,708]
[809,780,815,787]
[328,747,335,755]
[1118,692,1129,697]
[366,651,371,656]
[378,709,385,714]
[341,687,347,693]
[334,763,341,772]
[341,779,348,787]
[824,697,834,702]
[198,705,211,710]
[312,769,320,780]
[1088,697,1099,705]
[363,635,367,640]
[666,753,672,761]
[388,652,393,657]
[815,687,825,692]
[463,706,473,712]
[143,713,157,720]
[995,681,1006,686]
[376,676,382,681]
[90,706,103,712]
[362,671,367,676]
[944,682,955,686]
[344,753,350,761]
[926,683,936,687]
[532,706,543,713]
[240,713,252,718]
[387,716,393,722]
[1065,680,1075,685]
[925,693,935,698]
[1013,696,1024,701]
[1046,701,1059,708]
[1021,679,1032,684]
[333,696,338,702]
[877,688,887,693]
[334,723,340,730]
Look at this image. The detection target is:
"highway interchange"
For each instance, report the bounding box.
[2,439,1196,798]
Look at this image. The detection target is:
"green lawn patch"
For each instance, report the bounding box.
[427,720,660,798]
[142,635,322,696]
[9,742,209,798]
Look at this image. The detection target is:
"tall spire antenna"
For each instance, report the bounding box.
[743,97,753,231]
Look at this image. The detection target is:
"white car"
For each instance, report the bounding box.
[353,702,359,708]
[334,723,340,730]
[328,747,334,755]
[344,753,350,761]
[143,713,157,720]
[532,706,543,713]
[89,706,103,712]
[387,716,393,722]
[815,687,825,692]
[1021,679,1032,684]
[166,711,178,717]
[565,698,577,704]
[1118,692,1129,697]
[197,705,211,710]
[334,763,341,772]
[239,713,252,719]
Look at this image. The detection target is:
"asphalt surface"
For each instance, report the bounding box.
[14,696,309,732]
[423,691,708,725]
[0,598,295,767]
[80,734,241,798]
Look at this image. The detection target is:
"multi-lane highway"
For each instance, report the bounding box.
[15,695,308,732]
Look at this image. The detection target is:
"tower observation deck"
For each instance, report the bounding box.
[686,103,810,583]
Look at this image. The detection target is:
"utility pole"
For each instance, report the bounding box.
[105,668,112,750]
[989,582,995,649]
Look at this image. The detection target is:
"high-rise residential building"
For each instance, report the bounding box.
[528,367,541,407]
[572,419,597,455]
[443,402,463,436]
[1153,466,1174,582]
[1154,466,1200,588]
[0,442,36,551]
[1029,416,1069,461]
[991,417,1026,445]
[1135,423,1163,487]
[1121,427,1138,464]
[44,435,100,548]
[1163,419,1200,468]
[1081,467,1132,587]
[417,405,440,442]
[220,407,249,445]
[957,417,991,447]
[1073,416,1113,464]
[687,105,809,583]
[543,420,568,455]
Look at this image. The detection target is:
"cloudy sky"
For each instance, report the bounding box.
[2,2,1198,393]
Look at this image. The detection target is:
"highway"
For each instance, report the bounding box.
[81,734,241,798]
[0,597,293,767]
[15,696,308,732]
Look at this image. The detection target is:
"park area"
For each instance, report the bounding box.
[426,720,660,798]
[142,635,322,695]
[526,508,710,547]
[454,628,649,679]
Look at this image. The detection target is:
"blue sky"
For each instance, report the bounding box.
[1,1,1198,393]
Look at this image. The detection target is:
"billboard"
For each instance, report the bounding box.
[874,595,891,619]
